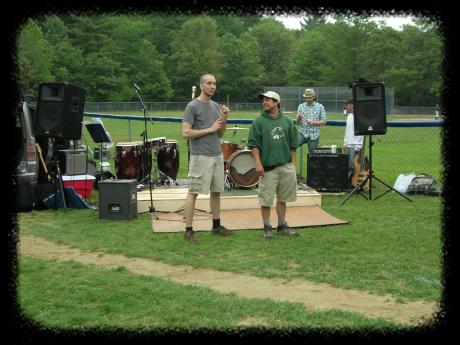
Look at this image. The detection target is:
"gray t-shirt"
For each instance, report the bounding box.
[183,98,222,155]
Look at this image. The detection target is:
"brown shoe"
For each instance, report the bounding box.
[263,225,273,239]
[276,223,299,237]
[184,230,200,243]
[211,225,234,236]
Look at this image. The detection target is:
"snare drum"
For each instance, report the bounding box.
[226,149,259,188]
[221,141,238,161]
[157,140,180,181]
[115,142,151,182]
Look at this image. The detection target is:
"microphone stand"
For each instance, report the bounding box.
[188,85,196,165]
[133,83,156,217]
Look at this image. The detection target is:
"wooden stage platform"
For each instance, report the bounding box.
[136,186,321,214]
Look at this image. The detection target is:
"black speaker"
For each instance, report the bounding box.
[353,83,387,135]
[35,83,86,139]
[307,153,349,191]
[99,179,137,220]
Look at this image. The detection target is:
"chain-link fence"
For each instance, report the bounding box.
[82,113,444,191]
[263,86,395,114]
[83,100,439,116]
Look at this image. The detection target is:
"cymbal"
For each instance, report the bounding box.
[227,126,247,130]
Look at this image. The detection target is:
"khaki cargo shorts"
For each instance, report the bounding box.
[258,163,297,207]
[188,154,224,194]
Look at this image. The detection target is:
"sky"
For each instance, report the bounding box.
[275,15,416,31]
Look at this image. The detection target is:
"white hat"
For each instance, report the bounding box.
[258,91,281,103]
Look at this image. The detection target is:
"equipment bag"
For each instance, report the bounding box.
[406,173,441,195]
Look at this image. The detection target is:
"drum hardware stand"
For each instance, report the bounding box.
[340,135,413,205]
[224,169,232,191]
[133,83,156,216]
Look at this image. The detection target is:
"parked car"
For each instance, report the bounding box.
[14,101,38,212]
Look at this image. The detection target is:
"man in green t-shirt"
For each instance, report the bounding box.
[247,91,300,239]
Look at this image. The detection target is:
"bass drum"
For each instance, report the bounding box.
[115,142,151,182]
[157,140,180,181]
[226,149,259,188]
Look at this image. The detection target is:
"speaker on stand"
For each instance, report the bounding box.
[353,82,387,136]
[35,83,86,140]
[340,79,412,205]
[34,82,86,212]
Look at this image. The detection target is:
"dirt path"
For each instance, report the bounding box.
[19,234,438,326]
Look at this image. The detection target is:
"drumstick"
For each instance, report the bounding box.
[35,143,51,181]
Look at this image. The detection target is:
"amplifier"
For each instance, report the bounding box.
[312,147,343,154]
[59,149,87,175]
[98,179,137,220]
[94,147,110,160]
[307,153,349,191]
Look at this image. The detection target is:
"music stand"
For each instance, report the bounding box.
[84,121,112,184]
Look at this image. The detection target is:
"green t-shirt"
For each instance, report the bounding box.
[247,111,298,169]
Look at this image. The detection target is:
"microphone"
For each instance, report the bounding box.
[133,83,141,92]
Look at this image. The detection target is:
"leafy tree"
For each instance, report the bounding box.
[80,51,129,101]
[288,28,336,86]
[385,24,443,105]
[106,15,173,101]
[40,15,85,87]
[217,32,263,102]
[249,18,295,86]
[16,19,53,99]
[300,14,327,31]
[168,15,221,100]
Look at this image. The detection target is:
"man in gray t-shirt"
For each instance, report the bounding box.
[181,74,233,242]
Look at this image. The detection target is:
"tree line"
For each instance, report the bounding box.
[16,13,443,106]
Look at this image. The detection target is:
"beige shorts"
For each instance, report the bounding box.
[188,154,224,194]
[258,163,297,207]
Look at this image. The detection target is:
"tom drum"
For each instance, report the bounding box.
[221,141,238,161]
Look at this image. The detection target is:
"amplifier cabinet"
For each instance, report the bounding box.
[307,153,349,191]
[98,179,137,220]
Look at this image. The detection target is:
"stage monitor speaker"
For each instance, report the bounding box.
[35,83,86,139]
[353,82,387,135]
[99,179,137,220]
[307,153,348,191]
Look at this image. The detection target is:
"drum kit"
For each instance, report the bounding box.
[221,127,259,190]
[114,136,179,187]
[113,126,257,190]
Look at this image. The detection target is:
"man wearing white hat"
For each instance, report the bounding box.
[296,88,327,154]
[248,91,300,239]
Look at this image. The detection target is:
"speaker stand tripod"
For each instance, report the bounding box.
[50,138,68,213]
[340,134,413,205]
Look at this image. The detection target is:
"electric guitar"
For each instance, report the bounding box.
[35,143,52,182]
[351,139,369,189]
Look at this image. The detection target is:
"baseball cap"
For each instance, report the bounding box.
[258,91,281,103]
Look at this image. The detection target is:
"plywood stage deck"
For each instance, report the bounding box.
[136,186,321,214]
